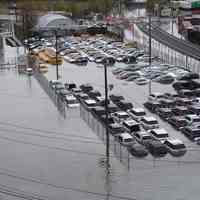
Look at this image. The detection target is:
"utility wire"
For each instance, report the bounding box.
[0,170,137,200]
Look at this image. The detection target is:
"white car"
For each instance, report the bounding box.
[149,128,169,143]
[111,111,130,124]
[141,116,159,130]
[128,108,146,122]
[164,138,186,156]
[65,95,80,108]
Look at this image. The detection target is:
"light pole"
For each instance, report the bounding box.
[54,30,59,80]
[148,13,152,95]
[104,61,110,169]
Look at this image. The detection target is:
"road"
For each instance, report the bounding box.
[137,22,200,60]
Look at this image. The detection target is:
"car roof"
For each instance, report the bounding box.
[143,116,157,121]
[132,108,145,112]
[85,99,96,104]
[119,133,133,139]
[115,111,129,115]
[166,138,184,145]
[152,128,168,135]
[123,119,139,126]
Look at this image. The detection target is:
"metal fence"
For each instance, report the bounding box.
[80,103,131,168]
[34,70,66,118]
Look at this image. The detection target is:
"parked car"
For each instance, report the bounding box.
[145,140,167,157]
[148,92,165,102]
[188,105,200,115]
[164,138,186,157]
[111,111,130,123]
[141,116,159,130]
[80,84,93,93]
[178,72,199,81]
[181,126,200,142]
[127,143,148,157]
[115,100,133,111]
[154,74,174,84]
[128,107,146,122]
[109,94,124,103]
[134,131,152,145]
[168,116,188,130]
[157,107,172,121]
[122,119,141,133]
[135,77,149,85]
[83,99,97,108]
[185,114,200,126]
[88,90,101,99]
[108,123,126,136]
[143,101,162,113]
[175,97,193,106]
[116,132,134,146]
[178,89,194,97]
[65,95,80,108]
[149,128,169,143]
[172,106,192,116]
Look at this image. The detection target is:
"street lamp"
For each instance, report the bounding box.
[148,12,152,95]
[104,60,110,169]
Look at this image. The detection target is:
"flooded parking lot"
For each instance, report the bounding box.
[0,41,200,199]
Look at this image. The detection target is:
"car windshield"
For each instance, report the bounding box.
[193,118,200,123]
[119,114,129,119]
[157,133,169,138]
[135,111,146,116]
[143,135,151,140]
[171,143,186,150]
[68,99,78,104]
[124,138,133,143]
[146,120,158,125]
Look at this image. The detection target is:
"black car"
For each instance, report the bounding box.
[91,106,106,118]
[100,115,115,125]
[76,93,89,100]
[188,105,200,115]
[168,116,188,130]
[143,101,162,113]
[127,143,148,158]
[144,140,168,157]
[178,72,199,81]
[80,84,93,93]
[88,90,101,99]
[172,106,192,116]
[157,107,173,121]
[158,99,175,108]
[109,94,125,103]
[115,100,133,111]
[108,123,126,136]
[181,126,200,141]
[65,82,76,90]
[173,80,200,91]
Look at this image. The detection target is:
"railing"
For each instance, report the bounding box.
[34,70,66,118]
[134,22,200,73]
[80,102,131,168]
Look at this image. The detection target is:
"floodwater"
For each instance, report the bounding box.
[0,27,200,200]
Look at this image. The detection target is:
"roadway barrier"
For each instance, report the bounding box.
[134,22,200,73]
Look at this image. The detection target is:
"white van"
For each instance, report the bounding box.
[116,133,134,146]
